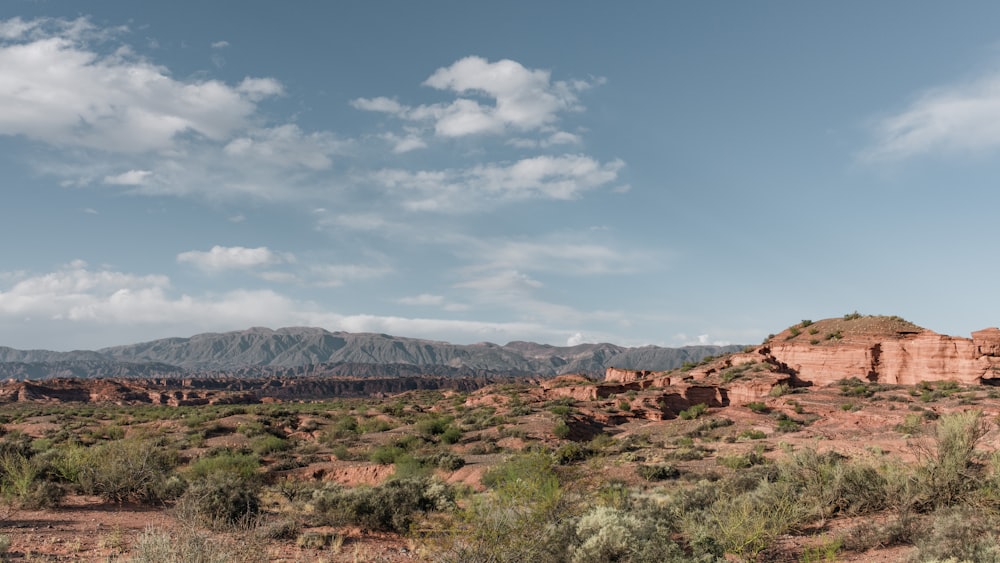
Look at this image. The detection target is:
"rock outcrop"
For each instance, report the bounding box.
[760,317,1000,387]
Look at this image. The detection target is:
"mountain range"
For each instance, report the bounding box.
[0,327,744,379]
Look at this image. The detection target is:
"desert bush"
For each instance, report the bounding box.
[717,450,767,470]
[779,449,888,520]
[129,525,267,563]
[678,403,708,420]
[0,431,33,459]
[569,505,685,563]
[188,451,260,482]
[440,426,464,445]
[249,434,289,456]
[636,463,679,481]
[896,413,923,436]
[311,478,452,533]
[417,415,454,437]
[553,420,571,439]
[369,445,406,465]
[296,531,343,550]
[554,442,589,465]
[775,417,802,433]
[0,453,63,508]
[178,471,260,530]
[431,452,466,471]
[704,480,806,561]
[747,402,770,414]
[77,438,178,504]
[915,409,990,508]
[769,383,791,398]
[437,453,573,562]
[912,506,1000,562]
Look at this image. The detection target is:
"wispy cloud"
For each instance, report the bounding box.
[177,246,293,273]
[103,169,152,186]
[396,293,469,311]
[865,70,1000,161]
[370,154,624,212]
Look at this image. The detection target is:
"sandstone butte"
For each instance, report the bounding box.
[596,315,1000,415]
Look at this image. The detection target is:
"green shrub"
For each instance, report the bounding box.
[77,438,178,504]
[570,505,684,563]
[678,403,708,420]
[769,384,791,397]
[747,402,769,414]
[188,451,260,482]
[440,426,463,445]
[179,471,260,530]
[553,420,571,439]
[738,430,767,440]
[918,409,989,508]
[369,445,406,465]
[0,453,63,508]
[705,481,805,561]
[636,463,679,481]
[554,443,589,465]
[432,452,466,471]
[913,506,1000,562]
[311,478,452,533]
[417,415,454,437]
[439,454,568,561]
[249,434,289,456]
[717,451,767,469]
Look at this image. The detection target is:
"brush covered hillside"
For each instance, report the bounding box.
[4,314,1000,562]
[0,327,742,379]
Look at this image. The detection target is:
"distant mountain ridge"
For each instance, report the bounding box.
[0,327,744,379]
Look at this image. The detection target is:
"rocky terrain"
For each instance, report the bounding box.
[1,314,999,562]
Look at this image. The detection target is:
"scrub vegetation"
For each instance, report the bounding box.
[0,378,997,561]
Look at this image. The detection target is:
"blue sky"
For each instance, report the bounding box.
[3,1,1000,351]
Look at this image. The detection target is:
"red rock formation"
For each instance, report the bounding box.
[762,321,1000,387]
[727,375,793,406]
[604,368,653,384]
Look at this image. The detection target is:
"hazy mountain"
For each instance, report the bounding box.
[97,327,743,376]
[0,328,744,379]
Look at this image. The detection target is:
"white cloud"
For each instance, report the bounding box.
[379,131,427,153]
[103,169,152,186]
[82,207,98,215]
[257,271,299,283]
[353,56,600,139]
[177,246,291,272]
[506,130,582,149]
[223,124,345,170]
[0,263,566,349]
[310,263,392,287]
[350,96,405,114]
[673,333,732,347]
[0,17,282,152]
[866,71,1000,160]
[236,77,284,101]
[397,293,469,312]
[371,154,624,212]
[476,239,640,275]
[566,332,587,346]
[211,40,229,49]
[398,293,445,306]
[456,270,543,292]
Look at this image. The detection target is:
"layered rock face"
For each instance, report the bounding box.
[763,325,1000,387]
